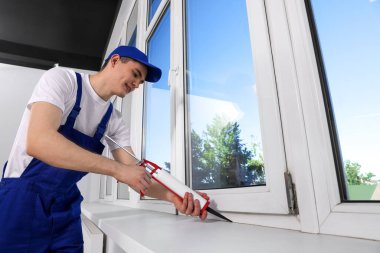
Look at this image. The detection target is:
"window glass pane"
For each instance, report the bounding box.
[128,28,137,47]
[127,2,138,47]
[144,7,170,171]
[311,0,380,200]
[117,182,130,199]
[186,0,265,190]
[99,176,105,199]
[148,0,163,24]
[106,176,113,195]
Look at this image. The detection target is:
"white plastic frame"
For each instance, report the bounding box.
[283,0,380,240]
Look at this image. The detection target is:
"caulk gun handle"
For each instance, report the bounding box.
[138,162,147,197]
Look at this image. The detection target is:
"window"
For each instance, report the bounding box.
[143,7,171,171]
[282,0,380,240]
[148,0,163,23]
[116,0,291,217]
[173,0,289,214]
[128,28,137,47]
[185,0,265,191]
[310,0,380,202]
[100,0,380,240]
[127,1,138,47]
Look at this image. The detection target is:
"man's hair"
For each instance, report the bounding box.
[100,57,132,71]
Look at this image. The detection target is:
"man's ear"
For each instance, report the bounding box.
[110,55,120,67]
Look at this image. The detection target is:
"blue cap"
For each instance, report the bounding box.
[105,46,162,83]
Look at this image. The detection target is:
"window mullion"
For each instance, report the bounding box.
[170,0,186,184]
[264,0,320,232]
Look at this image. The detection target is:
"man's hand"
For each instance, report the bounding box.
[171,192,209,221]
[114,163,152,195]
[112,146,209,221]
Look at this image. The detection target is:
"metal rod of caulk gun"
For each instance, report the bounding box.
[105,135,140,162]
[105,135,156,174]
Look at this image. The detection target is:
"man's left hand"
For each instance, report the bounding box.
[172,192,209,221]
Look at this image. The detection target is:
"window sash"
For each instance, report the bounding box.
[126,0,292,215]
[284,0,380,240]
[171,0,290,214]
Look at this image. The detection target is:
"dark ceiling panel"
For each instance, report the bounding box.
[0,0,122,70]
[0,39,101,70]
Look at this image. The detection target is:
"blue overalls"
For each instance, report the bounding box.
[0,73,113,253]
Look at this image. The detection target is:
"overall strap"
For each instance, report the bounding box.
[65,72,83,129]
[1,161,7,179]
[94,103,113,141]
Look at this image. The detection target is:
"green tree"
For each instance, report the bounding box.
[191,129,215,188]
[344,160,362,185]
[191,115,265,189]
[344,160,376,185]
[247,142,265,184]
[362,172,376,185]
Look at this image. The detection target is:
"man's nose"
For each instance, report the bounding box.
[132,80,140,88]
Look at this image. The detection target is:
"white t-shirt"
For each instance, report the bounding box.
[4,67,130,178]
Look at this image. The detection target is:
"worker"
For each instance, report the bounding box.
[0,46,208,252]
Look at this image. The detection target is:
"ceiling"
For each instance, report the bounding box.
[0,0,122,70]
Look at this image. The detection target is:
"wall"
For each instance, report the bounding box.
[0,63,44,168]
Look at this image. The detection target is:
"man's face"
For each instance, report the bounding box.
[112,56,148,97]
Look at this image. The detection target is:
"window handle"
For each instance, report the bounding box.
[168,66,178,87]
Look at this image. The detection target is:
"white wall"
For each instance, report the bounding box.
[0,63,44,169]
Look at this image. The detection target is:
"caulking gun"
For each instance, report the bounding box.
[105,135,232,222]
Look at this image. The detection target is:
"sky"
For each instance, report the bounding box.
[144,6,171,169]
[311,0,380,179]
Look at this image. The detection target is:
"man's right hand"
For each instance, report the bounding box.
[114,163,152,195]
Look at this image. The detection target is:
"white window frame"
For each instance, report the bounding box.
[104,0,308,231]
[100,0,380,240]
[124,0,295,217]
[178,0,291,215]
[135,0,301,224]
[283,0,380,240]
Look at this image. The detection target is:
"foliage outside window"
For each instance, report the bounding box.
[191,116,265,190]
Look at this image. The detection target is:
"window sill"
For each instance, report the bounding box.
[81,202,380,253]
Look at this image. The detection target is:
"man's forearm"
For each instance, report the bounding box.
[27,129,119,177]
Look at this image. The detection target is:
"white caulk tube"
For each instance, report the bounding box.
[105,135,210,212]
